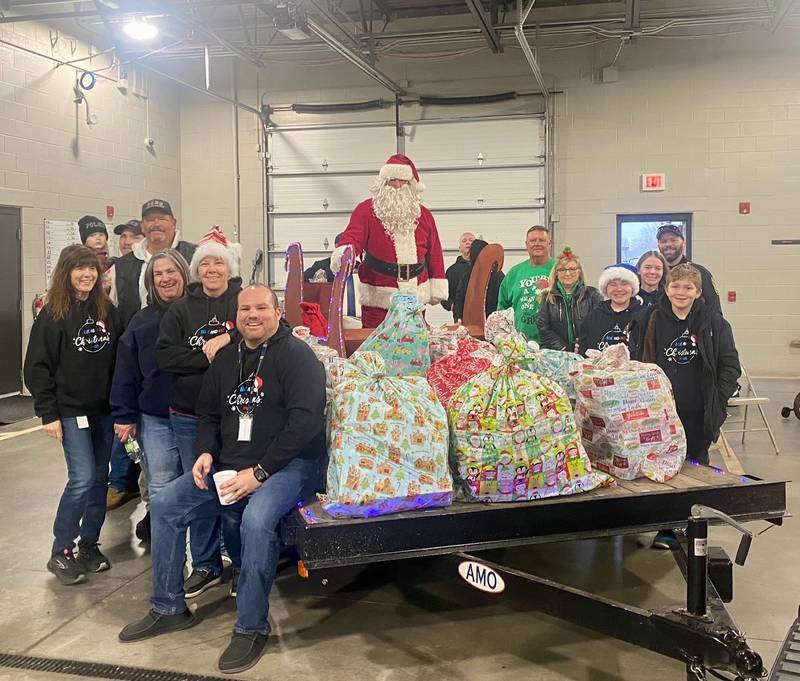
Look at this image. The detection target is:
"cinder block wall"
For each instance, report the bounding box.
[178,29,800,376]
[0,21,181,365]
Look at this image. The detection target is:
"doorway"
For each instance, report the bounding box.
[0,206,22,395]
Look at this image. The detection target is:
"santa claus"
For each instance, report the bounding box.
[331,154,448,328]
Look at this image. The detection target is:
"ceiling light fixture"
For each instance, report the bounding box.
[123,18,158,41]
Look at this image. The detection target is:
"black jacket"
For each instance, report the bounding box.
[643,297,740,442]
[304,257,334,283]
[156,278,242,415]
[638,287,663,308]
[576,297,647,360]
[196,320,326,474]
[114,240,196,327]
[23,300,122,424]
[110,305,172,424]
[672,256,721,316]
[442,256,470,316]
[536,284,603,351]
[451,240,505,322]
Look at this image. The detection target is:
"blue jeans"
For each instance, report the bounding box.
[169,412,222,574]
[107,436,138,492]
[150,456,319,634]
[53,415,114,555]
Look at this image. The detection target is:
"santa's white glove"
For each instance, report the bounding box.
[329,245,349,275]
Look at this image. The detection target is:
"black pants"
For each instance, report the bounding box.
[678,410,711,466]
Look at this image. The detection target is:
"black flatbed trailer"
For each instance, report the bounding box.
[282,463,790,680]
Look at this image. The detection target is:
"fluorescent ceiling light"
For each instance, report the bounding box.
[123,18,158,40]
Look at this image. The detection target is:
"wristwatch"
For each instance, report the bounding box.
[252,464,268,483]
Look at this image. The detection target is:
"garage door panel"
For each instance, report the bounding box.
[433,209,545,249]
[271,175,370,213]
[422,167,543,208]
[406,119,544,166]
[271,216,346,252]
[270,128,394,173]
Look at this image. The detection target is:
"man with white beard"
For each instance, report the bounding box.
[331,154,447,327]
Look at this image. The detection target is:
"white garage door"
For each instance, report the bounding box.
[266,105,546,326]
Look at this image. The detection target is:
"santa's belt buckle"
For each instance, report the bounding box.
[397,263,413,281]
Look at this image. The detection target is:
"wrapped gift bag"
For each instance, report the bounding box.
[355,292,430,376]
[574,344,687,482]
[484,308,516,343]
[520,342,582,401]
[449,334,607,502]
[322,352,453,517]
[426,337,495,408]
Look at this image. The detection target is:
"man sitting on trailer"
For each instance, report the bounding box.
[119,283,326,675]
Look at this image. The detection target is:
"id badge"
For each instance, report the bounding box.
[76,416,89,429]
[238,415,253,442]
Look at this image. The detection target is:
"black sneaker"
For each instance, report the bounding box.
[119,609,198,643]
[76,543,111,572]
[135,513,150,543]
[47,548,88,586]
[229,570,239,598]
[218,632,268,674]
[184,567,222,598]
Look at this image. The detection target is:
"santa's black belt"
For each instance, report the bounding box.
[364,253,426,282]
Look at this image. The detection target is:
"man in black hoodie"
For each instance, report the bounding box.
[643,264,740,466]
[121,284,326,675]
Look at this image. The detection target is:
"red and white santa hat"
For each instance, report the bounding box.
[189,225,242,280]
[378,154,425,192]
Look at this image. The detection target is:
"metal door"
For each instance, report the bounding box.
[0,206,22,394]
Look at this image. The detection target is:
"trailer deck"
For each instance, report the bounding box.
[283,463,787,570]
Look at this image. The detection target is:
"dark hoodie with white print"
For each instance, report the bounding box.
[156,277,242,415]
[24,299,122,424]
[576,297,647,360]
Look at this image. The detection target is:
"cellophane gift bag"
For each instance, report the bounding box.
[426,337,495,408]
[573,343,687,482]
[321,352,453,517]
[355,292,430,376]
[449,334,608,502]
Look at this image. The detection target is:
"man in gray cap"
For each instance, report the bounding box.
[109,199,196,327]
[656,224,721,315]
[114,220,144,257]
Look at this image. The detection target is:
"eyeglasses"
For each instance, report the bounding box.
[556,267,580,274]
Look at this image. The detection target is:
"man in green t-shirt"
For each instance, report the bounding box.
[497,225,556,341]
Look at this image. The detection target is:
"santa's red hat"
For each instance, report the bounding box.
[378,154,425,192]
[190,225,242,280]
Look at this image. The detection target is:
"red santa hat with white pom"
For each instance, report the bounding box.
[189,226,242,281]
[378,154,425,193]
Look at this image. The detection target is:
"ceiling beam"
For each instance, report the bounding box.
[141,1,264,67]
[770,0,796,32]
[92,0,127,61]
[464,0,502,52]
[624,0,640,31]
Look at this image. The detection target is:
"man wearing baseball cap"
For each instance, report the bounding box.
[109,199,196,327]
[113,220,144,257]
[656,224,721,315]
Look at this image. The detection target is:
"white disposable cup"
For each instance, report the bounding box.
[213,470,238,505]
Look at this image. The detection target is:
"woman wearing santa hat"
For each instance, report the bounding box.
[156,226,242,599]
[331,154,448,328]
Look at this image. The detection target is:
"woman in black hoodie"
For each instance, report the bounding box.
[452,239,505,323]
[156,228,241,598]
[636,250,669,308]
[24,245,122,586]
[576,263,647,359]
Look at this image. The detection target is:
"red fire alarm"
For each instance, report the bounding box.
[728,291,736,303]
[106,205,115,219]
[738,202,750,215]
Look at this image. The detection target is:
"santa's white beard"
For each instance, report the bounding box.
[372,182,421,239]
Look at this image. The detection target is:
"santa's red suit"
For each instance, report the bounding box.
[331,155,448,328]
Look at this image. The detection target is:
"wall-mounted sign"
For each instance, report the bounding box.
[641,173,665,192]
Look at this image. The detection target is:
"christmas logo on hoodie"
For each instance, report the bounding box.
[188,315,234,348]
[73,317,111,353]
[665,329,698,365]
[228,373,265,416]
[598,324,628,351]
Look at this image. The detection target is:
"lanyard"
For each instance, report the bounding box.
[238,340,268,386]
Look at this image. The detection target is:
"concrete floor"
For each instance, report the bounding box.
[0,379,797,681]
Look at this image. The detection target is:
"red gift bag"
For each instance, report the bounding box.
[426,337,494,408]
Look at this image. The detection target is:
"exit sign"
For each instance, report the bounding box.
[641,173,666,192]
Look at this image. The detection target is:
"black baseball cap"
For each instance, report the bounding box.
[113,219,143,236]
[141,198,174,218]
[656,224,684,240]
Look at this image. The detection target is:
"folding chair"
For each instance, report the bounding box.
[721,364,780,455]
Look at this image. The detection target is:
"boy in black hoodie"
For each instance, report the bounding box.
[642,264,740,466]
[576,263,647,359]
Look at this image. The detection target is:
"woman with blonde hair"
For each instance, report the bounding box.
[24,244,122,585]
[536,246,602,351]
